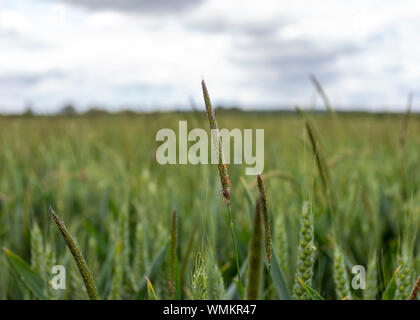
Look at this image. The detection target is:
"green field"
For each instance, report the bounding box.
[0,110,419,300]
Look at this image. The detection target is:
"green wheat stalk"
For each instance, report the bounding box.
[293,201,315,300]
[30,223,44,276]
[206,253,226,299]
[191,253,208,300]
[333,244,351,300]
[395,246,414,300]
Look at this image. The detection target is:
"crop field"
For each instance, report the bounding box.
[0,100,419,300]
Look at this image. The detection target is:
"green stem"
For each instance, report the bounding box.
[227,204,244,299]
[266,264,273,299]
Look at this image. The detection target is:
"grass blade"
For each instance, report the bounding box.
[270,249,291,300]
[382,266,400,300]
[145,277,159,300]
[298,278,324,300]
[3,247,46,300]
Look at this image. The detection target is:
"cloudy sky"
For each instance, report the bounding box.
[0,0,420,113]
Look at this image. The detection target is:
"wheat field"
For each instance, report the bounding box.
[0,104,419,300]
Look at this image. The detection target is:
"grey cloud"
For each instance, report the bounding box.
[116,82,173,93]
[50,0,206,14]
[187,14,354,94]
[187,17,285,38]
[0,71,64,88]
[230,37,360,93]
[0,29,48,50]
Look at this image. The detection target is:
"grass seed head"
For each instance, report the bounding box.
[201,80,231,205]
[51,208,99,300]
[257,174,272,264]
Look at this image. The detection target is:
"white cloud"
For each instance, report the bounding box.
[0,0,419,113]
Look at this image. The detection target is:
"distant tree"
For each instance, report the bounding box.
[84,107,109,117]
[59,104,77,116]
[23,104,34,117]
[119,109,138,116]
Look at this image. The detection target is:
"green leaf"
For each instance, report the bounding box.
[269,250,291,300]
[298,278,325,300]
[3,247,46,300]
[382,266,400,300]
[135,242,168,299]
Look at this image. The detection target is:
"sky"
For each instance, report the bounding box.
[0,0,420,113]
